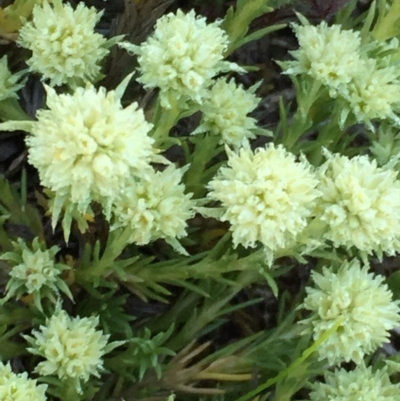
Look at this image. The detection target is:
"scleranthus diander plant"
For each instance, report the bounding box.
[191,78,263,147]
[119,9,243,109]
[309,363,400,401]
[207,143,320,263]
[299,258,400,365]
[0,237,72,311]
[315,149,400,259]
[17,0,115,88]
[0,361,48,401]
[0,1,400,401]
[24,306,124,395]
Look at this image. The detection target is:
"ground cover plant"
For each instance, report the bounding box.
[1,0,400,400]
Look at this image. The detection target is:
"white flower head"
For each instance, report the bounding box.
[310,363,400,401]
[300,259,400,365]
[192,78,260,147]
[0,362,48,401]
[208,144,320,259]
[1,238,72,311]
[112,165,196,254]
[316,150,400,257]
[0,56,25,101]
[119,9,243,108]
[26,83,157,231]
[18,0,109,87]
[24,308,123,393]
[283,21,363,96]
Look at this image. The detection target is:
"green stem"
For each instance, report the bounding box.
[307,108,344,165]
[282,80,322,152]
[165,269,259,350]
[151,96,181,148]
[61,380,82,401]
[233,317,345,401]
[185,134,222,198]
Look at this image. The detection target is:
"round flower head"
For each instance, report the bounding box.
[0,362,48,401]
[1,237,72,311]
[283,21,363,96]
[25,82,157,234]
[0,56,25,101]
[24,308,123,394]
[192,78,260,147]
[340,60,400,129]
[300,259,400,365]
[208,144,320,260]
[309,363,400,401]
[17,0,109,87]
[119,9,243,108]
[316,150,400,257]
[112,165,196,255]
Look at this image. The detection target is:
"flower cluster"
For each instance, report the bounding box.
[24,308,123,393]
[112,165,196,254]
[25,83,157,229]
[315,150,400,257]
[119,9,243,108]
[309,363,400,401]
[0,56,25,101]
[208,144,320,259]
[342,60,400,127]
[0,362,47,401]
[192,78,260,147]
[18,0,109,87]
[300,259,400,365]
[284,22,363,96]
[1,237,72,311]
[282,21,400,128]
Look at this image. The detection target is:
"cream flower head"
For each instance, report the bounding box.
[207,144,320,260]
[0,362,47,401]
[24,308,122,393]
[112,165,196,255]
[0,56,25,101]
[1,237,72,311]
[316,150,400,257]
[192,78,260,147]
[283,21,363,96]
[18,0,109,87]
[119,9,243,108]
[310,363,400,401]
[25,82,157,232]
[341,60,400,129]
[300,259,400,365]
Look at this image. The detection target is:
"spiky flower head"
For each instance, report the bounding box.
[283,21,363,97]
[24,308,123,394]
[300,259,400,365]
[207,144,320,260]
[340,60,400,129]
[0,361,48,401]
[316,150,400,257]
[0,237,72,311]
[192,78,260,147]
[112,165,196,255]
[17,0,109,87]
[309,363,400,401]
[119,9,243,108]
[0,56,25,101]
[24,82,158,235]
